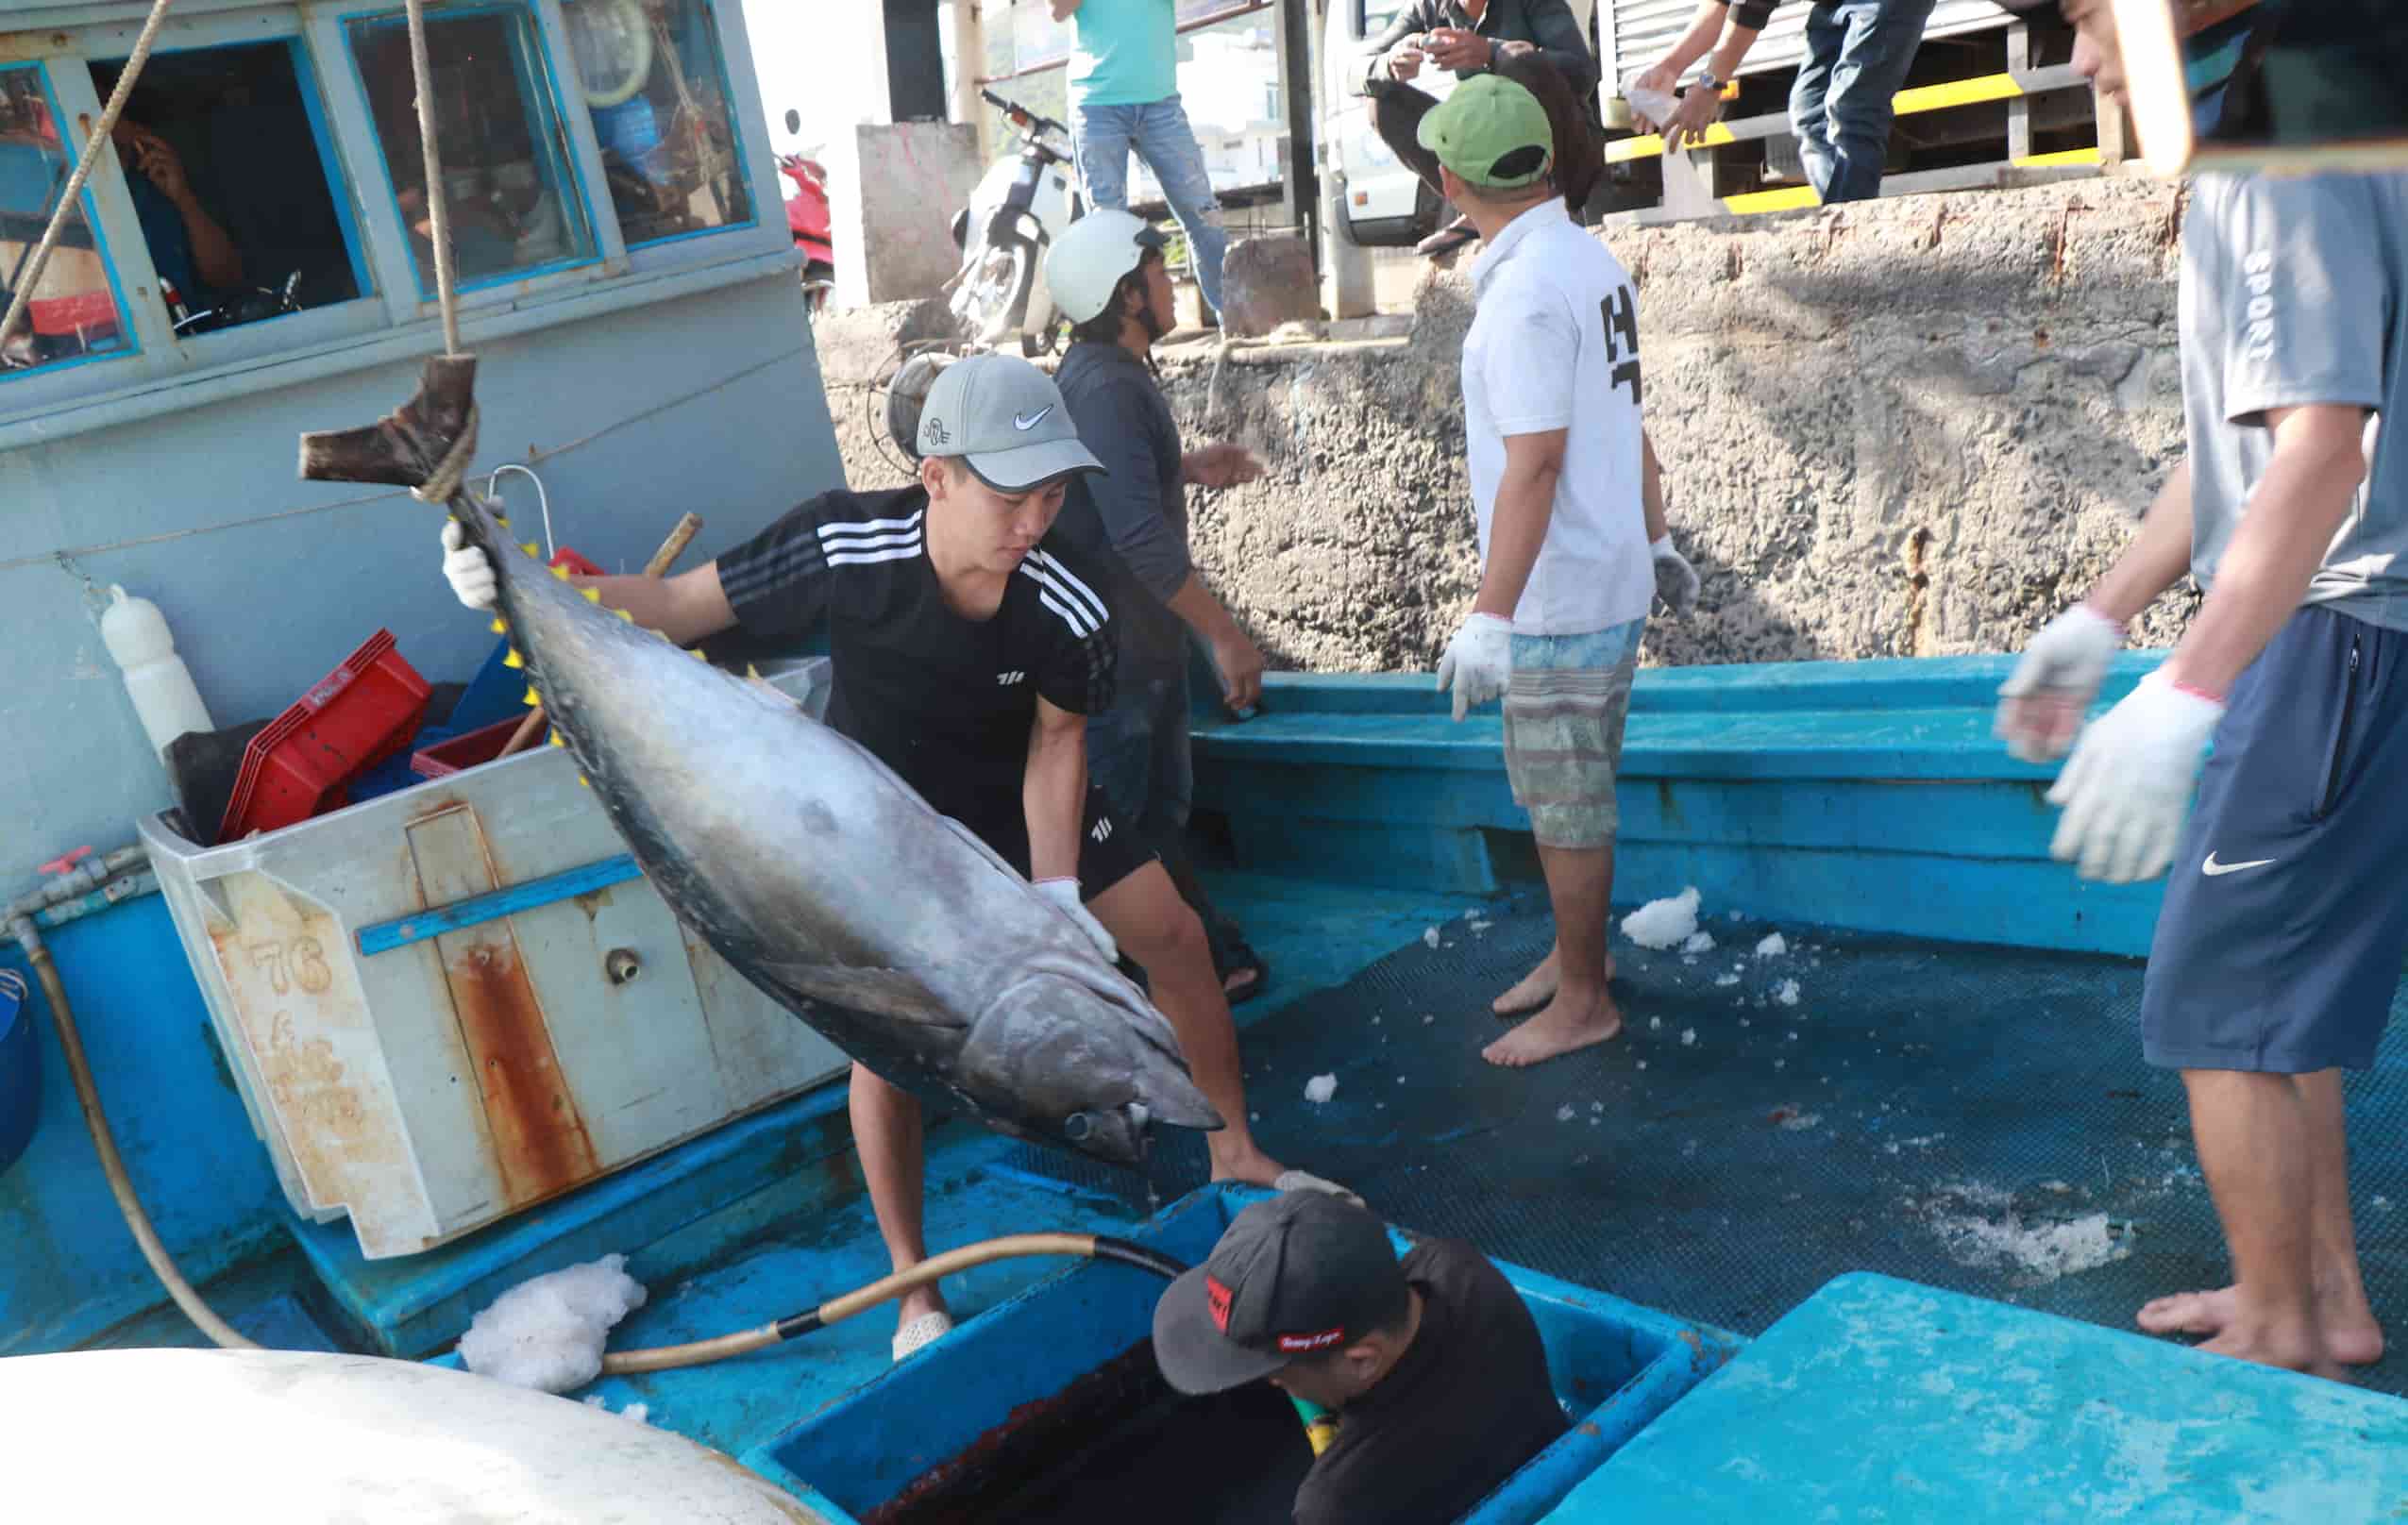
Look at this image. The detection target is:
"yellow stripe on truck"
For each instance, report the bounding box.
[1703,148,2101,218]
[1607,70,2038,164]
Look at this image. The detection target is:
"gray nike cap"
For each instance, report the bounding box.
[915,352,1104,492]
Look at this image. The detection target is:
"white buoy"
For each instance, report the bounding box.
[99,584,213,760]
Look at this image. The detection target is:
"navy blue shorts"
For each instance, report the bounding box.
[2142,607,2408,1073]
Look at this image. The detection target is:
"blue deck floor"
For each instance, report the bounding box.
[89,868,2408,1480]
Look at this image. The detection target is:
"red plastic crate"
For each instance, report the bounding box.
[409,714,529,780]
[217,630,433,843]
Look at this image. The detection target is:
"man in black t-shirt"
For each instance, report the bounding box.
[1153,1192,1571,1525]
[438,354,1320,1361]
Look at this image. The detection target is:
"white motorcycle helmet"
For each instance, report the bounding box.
[1044,209,1169,327]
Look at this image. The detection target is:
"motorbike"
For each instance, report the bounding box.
[779,144,835,313]
[168,270,303,338]
[947,89,1084,356]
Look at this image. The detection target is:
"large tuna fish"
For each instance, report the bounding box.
[298,356,1220,1166]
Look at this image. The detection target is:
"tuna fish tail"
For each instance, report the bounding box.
[299,354,483,505]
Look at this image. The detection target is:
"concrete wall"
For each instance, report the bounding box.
[821,176,2198,674]
[1,272,843,895]
[826,122,985,308]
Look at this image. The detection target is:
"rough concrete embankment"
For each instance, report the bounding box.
[816,176,2198,673]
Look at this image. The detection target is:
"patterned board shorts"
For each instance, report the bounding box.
[1502,620,1645,850]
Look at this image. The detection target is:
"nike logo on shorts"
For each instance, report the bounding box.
[2201,853,2276,877]
[1013,406,1054,431]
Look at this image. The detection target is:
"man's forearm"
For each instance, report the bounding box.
[2160,415,2369,698]
[580,564,736,647]
[1164,570,1246,647]
[2083,460,2196,627]
[1660,2,1741,75]
[1050,0,1081,22]
[1642,432,1668,544]
[1703,21,1760,83]
[1023,722,1088,882]
[1474,464,1562,619]
[178,193,243,290]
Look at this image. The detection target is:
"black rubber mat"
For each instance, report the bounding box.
[1009,895,2408,1395]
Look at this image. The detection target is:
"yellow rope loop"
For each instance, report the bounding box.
[409,403,480,505]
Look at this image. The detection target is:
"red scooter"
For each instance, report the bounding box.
[781,151,834,311]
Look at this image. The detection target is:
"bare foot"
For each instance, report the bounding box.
[1491,951,1616,1018]
[2139,1286,2385,1366]
[1483,989,1623,1068]
[1208,1144,1288,1189]
[2195,1322,2348,1383]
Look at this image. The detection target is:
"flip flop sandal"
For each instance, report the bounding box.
[1221,949,1271,1006]
[891,1310,953,1362]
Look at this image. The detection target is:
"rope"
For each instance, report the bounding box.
[0,0,178,362]
[402,0,463,358]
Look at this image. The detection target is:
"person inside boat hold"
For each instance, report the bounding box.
[1361,0,1603,260]
[1153,1190,1568,1525]
[1043,208,1273,1007]
[1422,74,1698,1068]
[439,353,1348,1363]
[1995,0,2400,1384]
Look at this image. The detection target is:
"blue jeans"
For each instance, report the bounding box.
[1070,95,1229,318]
[1790,0,1938,204]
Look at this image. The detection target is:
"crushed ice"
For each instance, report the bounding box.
[1622,886,1702,949]
[459,1253,648,1394]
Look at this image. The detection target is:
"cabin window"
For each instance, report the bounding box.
[345,3,599,296]
[562,0,754,249]
[0,63,137,378]
[87,40,371,341]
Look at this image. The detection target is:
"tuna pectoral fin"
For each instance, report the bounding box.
[755,961,963,1029]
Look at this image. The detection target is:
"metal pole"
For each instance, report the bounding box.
[1278,0,1320,273]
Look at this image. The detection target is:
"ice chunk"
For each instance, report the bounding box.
[1713,973,1741,988]
[1649,1016,1661,1031]
[1423,926,1440,948]
[1305,1074,1338,1103]
[1755,932,1788,958]
[1680,1028,1697,1047]
[1556,1104,1576,1122]
[583,1396,651,1425]
[1681,930,1716,955]
[461,1254,648,1394]
[1621,886,1702,949]
[1776,980,1801,1007]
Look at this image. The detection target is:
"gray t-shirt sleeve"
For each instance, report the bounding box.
[2205,173,2390,426]
[1063,381,1194,603]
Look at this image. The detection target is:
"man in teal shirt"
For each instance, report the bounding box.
[1050,0,1228,324]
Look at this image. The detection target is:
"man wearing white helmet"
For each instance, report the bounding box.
[1045,209,1275,1010]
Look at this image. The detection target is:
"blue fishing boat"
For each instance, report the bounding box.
[4,1,2405,1518]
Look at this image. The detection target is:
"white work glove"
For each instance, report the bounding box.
[1995,604,2124,763]
[1650,534,1700,617]
[1036,878,1119,964]
[441,518,498,611]
[1437,613,1514,722]
[2046,671,2225,883]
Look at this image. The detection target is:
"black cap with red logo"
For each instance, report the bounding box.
[1152,1191,1412,1395]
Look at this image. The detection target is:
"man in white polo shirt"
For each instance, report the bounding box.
[1425,74,1699,1068]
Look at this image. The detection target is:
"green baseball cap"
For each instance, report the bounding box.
[1416,73,1555,190]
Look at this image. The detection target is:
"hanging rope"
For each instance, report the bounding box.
[402,0,463,359]
[0,0,177,364]
[398,0,478,503]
